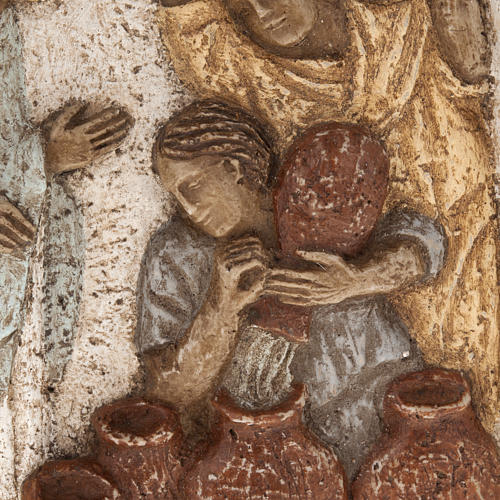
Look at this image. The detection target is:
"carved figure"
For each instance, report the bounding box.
[157,0,500,437]
[352,369,500,499]
[181,385,348,499]
[1,2,133,494]
[137,100,444,476]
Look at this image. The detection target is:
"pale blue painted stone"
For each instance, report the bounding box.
[42,180,84,386]
[0,7,46,389]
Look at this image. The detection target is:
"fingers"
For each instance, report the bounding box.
[0,202,35,242]
[225,235,263,254]
[52,102,87,135]
[81,107,131,134]
[92,128,130,150]
[86,109,133,156]
[296,249,342,267]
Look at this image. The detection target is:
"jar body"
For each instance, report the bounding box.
[22,458,121,500]
[92,398,184,500]
[353,369,500,499]
[182,386,348,499]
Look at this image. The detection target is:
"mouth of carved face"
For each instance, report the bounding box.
[229,0,317,49]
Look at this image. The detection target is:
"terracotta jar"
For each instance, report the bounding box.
[22,458,121,500]
[92,398,184,500]
[251,123,389,341]
[181,385,348,499]
[352,369,500,499]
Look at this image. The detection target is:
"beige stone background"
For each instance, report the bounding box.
[0,0,498,498]
[1,1,191,497]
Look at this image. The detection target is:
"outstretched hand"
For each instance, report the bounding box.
[265,243,425,307]
[264,250,359,307]
[44,103,133,176]
[0,198,35,255]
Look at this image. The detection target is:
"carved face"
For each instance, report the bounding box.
[226,0,317,48]
[156,155,258,238]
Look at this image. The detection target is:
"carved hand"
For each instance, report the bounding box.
[265,244,424,306]
[0,0,9,15]
[0,198,35,255]
[214,235,270,313]
[45,103,133,176]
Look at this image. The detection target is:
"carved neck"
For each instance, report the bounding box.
[384,369,473,430]
[213,385,305,436]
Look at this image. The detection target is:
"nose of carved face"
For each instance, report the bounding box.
[245,0,317,48]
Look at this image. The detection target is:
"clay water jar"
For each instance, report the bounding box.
[352,369,500,499]
[181,384,348,499]
[22,458,121,500]
[252,123,389,341]
[92,398,184,500]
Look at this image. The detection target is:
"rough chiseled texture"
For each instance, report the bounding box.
[352,369,500,499]
[275,123,389,258]
[5,2,191,495]
[22,458,121,500]
[41,180,85,386]
[182,386,348,500]
[158,0,500,434]
[92,399,184,500]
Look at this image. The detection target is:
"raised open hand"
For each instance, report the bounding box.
[44,103,133,175]
[0,198,35,255]
[214,235,270,313]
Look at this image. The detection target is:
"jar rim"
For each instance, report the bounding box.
[213,384,306,427]
[92,398,181,447]
[384,369,471,420]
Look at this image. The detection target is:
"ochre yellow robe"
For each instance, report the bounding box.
[157,0,499,431]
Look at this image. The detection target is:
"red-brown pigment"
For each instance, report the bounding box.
[352,369,500,499]
[181,385,348,499]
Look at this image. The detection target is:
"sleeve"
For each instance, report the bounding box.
[135,216,216,353]
[371,209,448,280]
[0,9,47,344]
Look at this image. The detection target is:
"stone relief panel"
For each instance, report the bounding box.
[157,0,499,433]
[0,0,499,498]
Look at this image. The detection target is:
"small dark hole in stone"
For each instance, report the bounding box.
[229,428,238,441]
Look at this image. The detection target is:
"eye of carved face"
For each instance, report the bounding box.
[156,155,257,238]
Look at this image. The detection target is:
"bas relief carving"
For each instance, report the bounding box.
[4,0,500,498]
[157,0,499,432]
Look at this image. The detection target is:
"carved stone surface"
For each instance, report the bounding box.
[430,0,490,83]
[352,369,500,499]
[274,123,389,258]
[222,0,349,60]
[22,458,121,500]
[158,0,500,434]
[295,294,424,479]
[92,398,184,500]
[182,385,348,499]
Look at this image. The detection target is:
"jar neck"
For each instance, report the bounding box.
[214,384,305,435]
[384,369,472,428]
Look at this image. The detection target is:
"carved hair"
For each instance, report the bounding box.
[154,100,274,190]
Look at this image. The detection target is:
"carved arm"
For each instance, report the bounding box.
[143,236,269,409]
[264,241,425,307]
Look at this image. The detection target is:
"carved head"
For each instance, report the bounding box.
[223,0,348,59]
[154,101,273,238]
